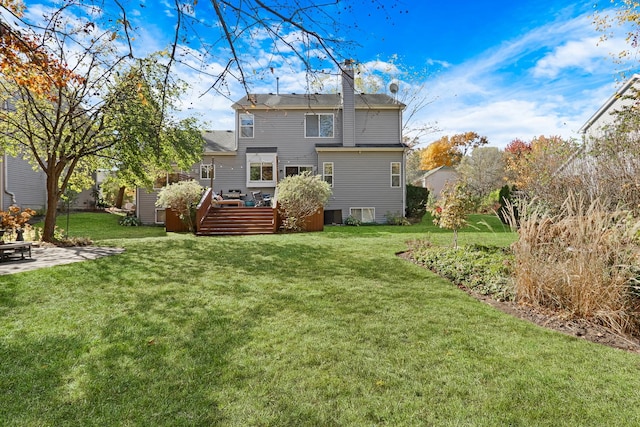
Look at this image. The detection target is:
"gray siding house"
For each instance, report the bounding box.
[137,63,407,225]
[413,165,460,199]
[1,154,47,212]
[559,74,640,177]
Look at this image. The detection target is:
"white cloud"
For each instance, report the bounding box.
[532,36,627,78]
[409,11,629,150]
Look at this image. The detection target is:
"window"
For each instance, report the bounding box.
[155,208,166,224]
[250,162,273,181]
[200,163,214,180]
[246,152,277,186]
[350,208,375,223]
[322,162,333,187]
[285,165,313,177]
[390,162,401,188]
[305,113,334,138]
[240,113,254,138]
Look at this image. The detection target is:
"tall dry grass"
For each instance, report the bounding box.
[509,195,640,335]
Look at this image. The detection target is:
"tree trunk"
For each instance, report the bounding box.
[115,186,126,208]
[42,173,61,243]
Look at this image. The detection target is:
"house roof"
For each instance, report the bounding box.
[419,165,458,179]
[579,74,640,134]
[232,93,405,110]
[202,130,236,154]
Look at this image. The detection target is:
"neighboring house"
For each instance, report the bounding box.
[413,165,459,199]
[560,74,640,176]
[580,74,640,138]
[137,61,408,225]
[0,153,47,212]
[136,130,237,225]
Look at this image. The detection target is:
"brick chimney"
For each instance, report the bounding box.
[341,59,356,147]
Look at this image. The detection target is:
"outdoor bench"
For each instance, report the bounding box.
[0,242,33,262]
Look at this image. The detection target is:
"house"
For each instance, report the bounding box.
[136,61,408,226]
[579,74,640,138]
[559,74,640,176]
[1,152,105,213]
[1,153,47,212]
[413,165,459,199]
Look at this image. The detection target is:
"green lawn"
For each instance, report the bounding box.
[2,213,640,425]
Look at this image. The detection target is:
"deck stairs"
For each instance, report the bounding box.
[197,207,276,236]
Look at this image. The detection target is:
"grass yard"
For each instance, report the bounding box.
[2,213,640,425]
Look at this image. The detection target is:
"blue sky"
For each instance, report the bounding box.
[20,0,639,148]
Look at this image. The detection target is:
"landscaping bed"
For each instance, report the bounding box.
[402,243,640,353]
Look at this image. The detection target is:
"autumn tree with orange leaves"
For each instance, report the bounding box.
[420,132,488,170]
[0,2,203,242]
[504,135,577,209]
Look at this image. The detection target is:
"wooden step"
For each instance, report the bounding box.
[197,207,276,236]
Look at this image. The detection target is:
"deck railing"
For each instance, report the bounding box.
[196,188,213,232]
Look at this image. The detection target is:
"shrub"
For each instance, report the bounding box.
[344,215,361,226]
[497,185,516,224]
[119,215,142,226]
[384,211,411,226]
[155,180,204,232]
[405,184,428,218]
[408,240,515,301]
[276,171,332,232]
[510,194,640,335]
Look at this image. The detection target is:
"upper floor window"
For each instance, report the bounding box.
[200,163,214,180]
[305,113,334,138]
[390,162,401,188]
[240,113,254,138]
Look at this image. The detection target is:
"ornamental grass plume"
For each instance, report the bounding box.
[510,194,640,335]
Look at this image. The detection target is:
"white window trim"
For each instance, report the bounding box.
[246,152,277,187]
[305,113,334,138]
[390,161,401,188]
[155,208,166,224]
[240,113,254,139]
[322,162,334,188]
[350,207,375,223]
[200,163,214,180]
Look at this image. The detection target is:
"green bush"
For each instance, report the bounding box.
[497,185,516,224]
[276,171,332,232]
[384,211,411,225]
[405,184,428,218]
[119,215,142,226]
[155,180,204,232]
[344,215,361,226]
[408,241,515,301]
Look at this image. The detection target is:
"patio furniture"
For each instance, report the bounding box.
[252,191,268,207]
[0,242,33,262]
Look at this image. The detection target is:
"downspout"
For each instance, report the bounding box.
[402,148,407,217]
[3,154,17,207]
[399,107,406,218]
